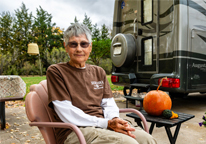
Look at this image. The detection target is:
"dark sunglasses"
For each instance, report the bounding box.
[68,42,90,48]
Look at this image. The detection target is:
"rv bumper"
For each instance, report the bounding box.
[111,73,136,87]
[150,73,186,93]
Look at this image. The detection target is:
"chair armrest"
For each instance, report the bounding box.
[119,108,149,133]
[29,122,86,144]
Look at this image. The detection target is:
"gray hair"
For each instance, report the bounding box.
[64,23,92,47]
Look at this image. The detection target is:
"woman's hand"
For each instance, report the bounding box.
[108,118,136,138]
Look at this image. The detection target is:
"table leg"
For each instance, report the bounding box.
[134,119,155,135]
[173,124,181,143]
[135,119,143,129]
[149,123,155,134]
[126,99,128,108]
[139,101,143,110]
[165,124,181,144]
[0,102,6,130]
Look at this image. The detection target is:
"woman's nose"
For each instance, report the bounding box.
[76,44,82,51]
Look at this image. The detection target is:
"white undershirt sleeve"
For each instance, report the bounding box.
[101,97,119,120]
[52,100,108,128]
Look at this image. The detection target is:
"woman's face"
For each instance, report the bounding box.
[64,34,92,68]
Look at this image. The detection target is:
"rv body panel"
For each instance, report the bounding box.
[188,0,206,92]
[111,0,206,95]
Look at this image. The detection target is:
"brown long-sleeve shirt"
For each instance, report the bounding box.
[46,62,113,144]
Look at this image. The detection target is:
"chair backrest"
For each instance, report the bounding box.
[25,80,57,144]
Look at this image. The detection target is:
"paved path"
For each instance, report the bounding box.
[0,106,44,144]
[0,93,206,144]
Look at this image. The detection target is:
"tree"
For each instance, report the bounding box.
[90,39,111,66]
[46,47,70,65]
[82,14,112,66]
[83,13,93,33]
[0,11,14,54]
[101,24,109,40]
[32,6,63,68]
[13,2,33,70]
[74,16,79,23]
[70,16,79,25]
[92,23,100,41]
[0,51,12,74]
[32,6,55,51]
[50,27,64,51]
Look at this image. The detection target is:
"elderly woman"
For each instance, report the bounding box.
[47,23,157,144]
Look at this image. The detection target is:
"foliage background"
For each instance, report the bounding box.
[0,3,112,75]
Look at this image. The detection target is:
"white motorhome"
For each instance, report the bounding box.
[111,0,206,97]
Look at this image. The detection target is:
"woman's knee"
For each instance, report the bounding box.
[133,127,157,144]
[121,134,139,144]
[91,129,139,144]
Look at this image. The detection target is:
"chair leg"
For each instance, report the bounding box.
[0,102,6,130]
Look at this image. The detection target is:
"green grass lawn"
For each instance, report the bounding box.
[21,76,46,99]
[106,75,124,91]
[21,75,123,99]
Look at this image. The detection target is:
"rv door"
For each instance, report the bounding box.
[137,0,159,74]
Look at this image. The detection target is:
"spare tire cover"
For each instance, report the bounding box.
[111,33,136,67]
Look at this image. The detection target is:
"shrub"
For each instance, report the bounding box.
[46,47,70,65]
[22,61,34,76]
[99,58,112,75]
[3,65,19,75]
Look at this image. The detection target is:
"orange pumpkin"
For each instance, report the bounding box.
[143,90,172,116]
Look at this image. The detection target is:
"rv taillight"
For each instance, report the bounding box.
[158,78,180,88]
[111,75,119,83]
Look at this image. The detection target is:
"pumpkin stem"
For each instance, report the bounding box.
[157,77,168,91]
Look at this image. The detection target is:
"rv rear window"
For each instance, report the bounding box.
[141,0,153,25]
[143,38,153,66]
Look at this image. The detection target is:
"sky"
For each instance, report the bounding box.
[0,0,115,30]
